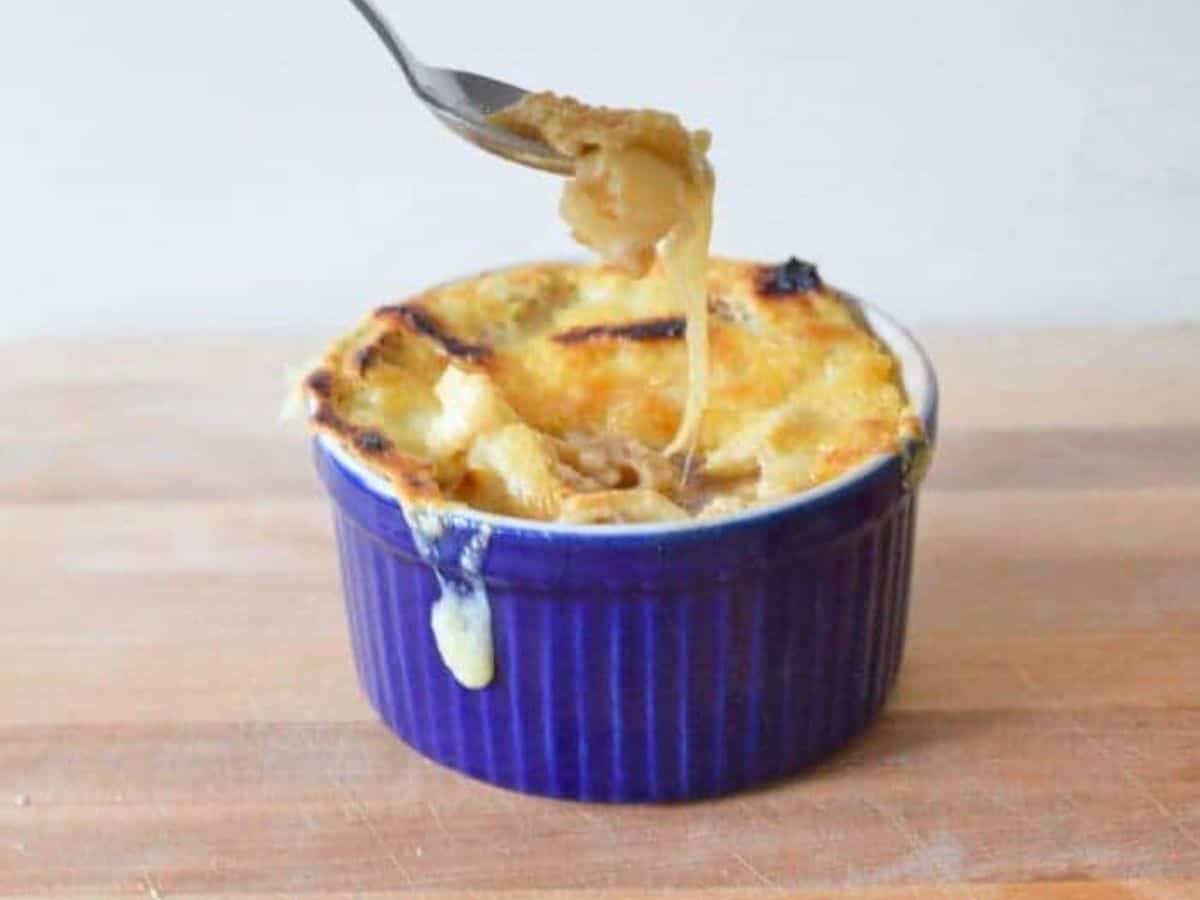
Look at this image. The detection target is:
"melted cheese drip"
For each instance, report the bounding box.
[660,190,712,458]
[402,505,495,689]
[491,93,714,456]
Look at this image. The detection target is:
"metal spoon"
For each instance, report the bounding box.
[346,0,573,175]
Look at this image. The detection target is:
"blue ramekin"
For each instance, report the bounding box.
[313,298,937,802]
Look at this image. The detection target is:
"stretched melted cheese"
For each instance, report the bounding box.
[489,93,714,457]
[304,258,924,524]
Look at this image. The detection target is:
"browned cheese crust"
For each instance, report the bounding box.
[305,258,923,523]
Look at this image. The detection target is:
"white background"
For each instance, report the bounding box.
[2,0,1197,339]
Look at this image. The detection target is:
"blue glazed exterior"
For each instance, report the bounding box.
[316,430,932,801]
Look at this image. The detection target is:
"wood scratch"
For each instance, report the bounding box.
[141,871,163,900]
[569,804,618,835]
[988,791,1046,841]
[1071,633,1165,692]
[728,849,778,890]
[1007,660,1043,696]
[426,800,452,839]
[245,691,266,725]
[324,747,414,887]
[296,801,319,834]
[480,789,537,839]
[1058,701,1200,859]
[861,798,974,900]
[343,794,415,886]
[1122,766,1200,856]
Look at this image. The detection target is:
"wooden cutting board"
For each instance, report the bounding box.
[1,328,1197,898]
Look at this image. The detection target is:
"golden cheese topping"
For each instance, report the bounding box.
[489,92,714,456]
[304,257,923,524]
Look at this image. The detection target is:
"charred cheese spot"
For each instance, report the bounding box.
[311,404,344,429]
[352,344,379,375]
[553,316,686,345]
[379,304,491,363]
[353,429,391,455]
[305,369,335,398]
[759,257,823,298]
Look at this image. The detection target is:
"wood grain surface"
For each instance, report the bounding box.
[1,328,1197,898]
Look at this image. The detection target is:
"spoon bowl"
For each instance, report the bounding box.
[347,0,574,175]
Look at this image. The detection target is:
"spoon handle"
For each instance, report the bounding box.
[345,0,427,96]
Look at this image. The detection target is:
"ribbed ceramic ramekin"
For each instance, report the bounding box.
[313,298,937,802]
